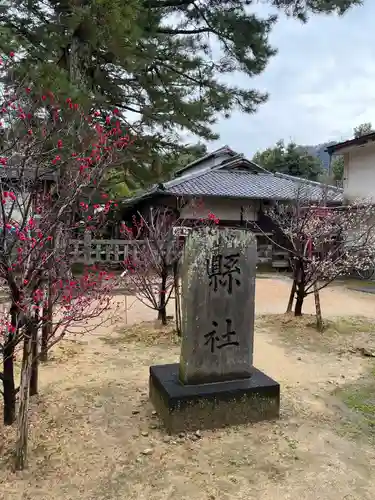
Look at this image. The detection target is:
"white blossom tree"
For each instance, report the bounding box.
[121,204,219,330]
[254,198,375,327]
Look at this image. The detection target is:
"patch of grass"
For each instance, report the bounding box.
[335,367,375,441]
[48,341,84,363]
[100,320,181,348]
[330,278,375,289]
[10,341,83,383]
[330,316,375,335]
[256,314,375,352]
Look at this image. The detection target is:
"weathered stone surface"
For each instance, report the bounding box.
[149,364,280,434]
[179,228,257,384]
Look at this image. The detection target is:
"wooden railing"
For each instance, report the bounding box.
[69,233,283,266]
[69,234,145,264]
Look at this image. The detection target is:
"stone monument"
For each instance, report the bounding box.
[149,227,280,433]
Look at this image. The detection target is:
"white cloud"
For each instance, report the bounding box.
[209,1,375,156]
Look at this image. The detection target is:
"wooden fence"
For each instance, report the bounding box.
[69,233,145,264]
[69,233,283,267]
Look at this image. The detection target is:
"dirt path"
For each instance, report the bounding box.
[252,327,374,500]
[118,276,375,319]
[255,276,375,317]
[2,278,375,500]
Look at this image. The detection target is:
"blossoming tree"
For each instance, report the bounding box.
[0,57,133,468]
[121,204,220,331]
[255,197,375,326]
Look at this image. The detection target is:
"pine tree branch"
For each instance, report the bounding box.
[156,27,211,34]
[145,0,194,7]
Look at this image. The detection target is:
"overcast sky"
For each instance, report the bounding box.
[209,0,375,157]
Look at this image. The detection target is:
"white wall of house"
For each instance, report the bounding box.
[179,197,259,222]
[343,142,375,201]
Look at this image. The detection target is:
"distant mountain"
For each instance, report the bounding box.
[301,142,337,171]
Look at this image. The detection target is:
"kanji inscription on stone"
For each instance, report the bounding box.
[204,318,239,353]
[179,227,257,384]
[206,253,241,294]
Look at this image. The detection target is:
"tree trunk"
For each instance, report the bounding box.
[15,335,33,471]
[40,320,49,363]
[313,284,323,332]
[41,290,52,362]
[158,271,168,326]
[3,334,16,425]
[286,279,297,313]
[41,251,53,362]
[294,283,305,317]
[29,316,39,397]
[173,262,182,336]
[158,307,167,326]
[3,304,18,425]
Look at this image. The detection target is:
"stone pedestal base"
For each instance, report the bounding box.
[149,363,280,434]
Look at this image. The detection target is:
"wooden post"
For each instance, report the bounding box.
[105,242,111,262]
[173,262,182,336]
[124,294,128,325]
[83,230,91,264]
[308,237,324,331]
[15,334,33,470]
[314,285,323,332]
[286,279,296,313]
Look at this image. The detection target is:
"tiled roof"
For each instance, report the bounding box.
[122,153,343,208]
[161,169,343,203]
[174,145,237,176]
